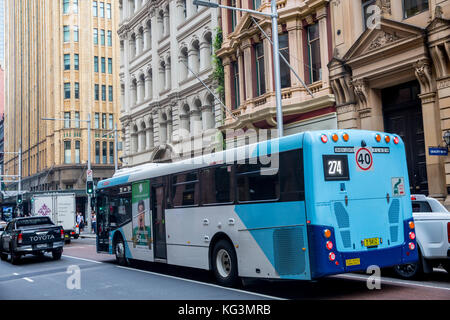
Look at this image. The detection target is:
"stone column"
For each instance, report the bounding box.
[159,64,166,92]
[317,6,329,86]
[242,39,254,100]
[163,8,170,38]
[199,40,211,71]
[144,74,151,100]
[223,57,233,112]
[286,19,304,87]
[137,77,145,104]
[167,110,173,142]
[237,49,246,107]
[178,54,188,81]
[146,118,154,150]
[190,109,202,136]
[143,24,150,51]
[188,48,199,74]
[165,58,171,91]
[201,105,215,130]
[130,82,137,106]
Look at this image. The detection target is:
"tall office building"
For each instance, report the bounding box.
[4,0,121,202]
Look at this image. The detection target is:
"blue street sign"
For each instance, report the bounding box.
[429,147,448,156]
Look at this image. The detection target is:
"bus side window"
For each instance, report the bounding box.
[279,150,305,202]
[200,166,234,205]
[236,161,280,202]
[172,172,200,207]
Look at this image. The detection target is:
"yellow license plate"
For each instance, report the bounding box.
[364,238,380,247]
[346,258,361,267]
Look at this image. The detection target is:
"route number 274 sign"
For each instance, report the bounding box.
[355,148,373,171]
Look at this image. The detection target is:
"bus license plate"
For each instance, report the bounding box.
[364,238,380,247]
[346,258,361,267]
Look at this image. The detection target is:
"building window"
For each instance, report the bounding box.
[94,28,98,45]
[99,2,105,18]
[232,61,240,109]
[63,0,70,14]
[94,56,99,72]
[231,0,237,32]
[64,82,71,99]
[95,141,100,163]
[100,29,105,45]
[107,30,113,46]
[101,57,106,73]
[93,1,98,17]
[75,141,80,164]
[64,112,71,128]
[73,0,78,14]
[102,85,107,101]
[307,23,321,84]
[95,84,100,100]
[253,0,261,9]
[64,54,71,70]
[279,33,291,89]
[108,86,113,101]
[64,25,70,42]
[102,142,107,164]
[109,114,113,129]
[102,113,106,129]
[95,113,100,129]
[108,58,113,74]
[403,0,429,18]
[362,0,377,30]
[74,54,79,70]
[75,111,80,128]
[74,82,80,99]
[109,142,114,164]
[254,42,265,96]
[106,3,112,19]
[64,141,71,164]
[74,26,79,42]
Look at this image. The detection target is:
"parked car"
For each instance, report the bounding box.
[393,194,450,279]
[0,216,65,264]
[0,220,6,236]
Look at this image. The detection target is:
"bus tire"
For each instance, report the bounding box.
[393,248,423,280]
[114,236,128,266]
[212,240,239,287]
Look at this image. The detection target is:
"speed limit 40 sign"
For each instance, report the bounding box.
[355,148,373,171]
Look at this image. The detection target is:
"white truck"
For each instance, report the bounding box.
[394,194,450,279]
[31,193,80,243]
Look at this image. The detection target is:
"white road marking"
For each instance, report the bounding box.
[117,265,285,300]
[62,255,103,264]
[22,277,34,283]
[13,273,19,276]
[333,274,450,291]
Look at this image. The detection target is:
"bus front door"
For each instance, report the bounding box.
[151,185,167,260]
[96,196,110,253]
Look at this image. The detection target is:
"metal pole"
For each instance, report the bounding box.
[18,146,22,217]
[87,114,92,233]
[271,0,283,138]
[114,124,118,172]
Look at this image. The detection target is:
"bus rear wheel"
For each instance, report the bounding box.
[212,240,239,287]
[114,237,128,266]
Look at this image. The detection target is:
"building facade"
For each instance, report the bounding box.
[328,0,450,205]
[119,0,222,166]
[217,0,337,141]
[4,0,122,195]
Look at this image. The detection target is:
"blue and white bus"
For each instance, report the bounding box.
[95,130,418,286]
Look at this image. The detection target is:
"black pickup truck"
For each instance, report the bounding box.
[0,216,65,264]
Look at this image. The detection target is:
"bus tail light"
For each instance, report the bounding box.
[410,196,416,201]
[394,137,399,145]
[324,229,331,239]
[375,134,381,142]
[408,242,415,250]
[332,134,339,142]
[343,133,349,142]
[17,233,23,244]
[326,241,333,250]
[409,221,415,229]
[329,252,336,261]
[409,232,416,240]
[321,135,328,143]
[385,136,391,143]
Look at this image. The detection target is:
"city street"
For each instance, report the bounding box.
[0,237,448,300]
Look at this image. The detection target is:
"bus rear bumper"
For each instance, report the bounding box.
[308,220,418,279]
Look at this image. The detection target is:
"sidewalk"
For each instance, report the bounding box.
[79,231,97,239]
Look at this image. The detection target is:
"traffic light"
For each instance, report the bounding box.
[17,194,23,205]
[86,181,94,195]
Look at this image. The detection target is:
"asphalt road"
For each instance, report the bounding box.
[0,237,449,300]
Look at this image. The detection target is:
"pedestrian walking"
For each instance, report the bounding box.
[91,211,97,234]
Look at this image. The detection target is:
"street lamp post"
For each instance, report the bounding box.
[193,0,285,137]
[42,115,93,232]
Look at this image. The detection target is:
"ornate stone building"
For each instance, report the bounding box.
[217,0,337,140]
[118,0,222,165]
[328,0,450,205]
